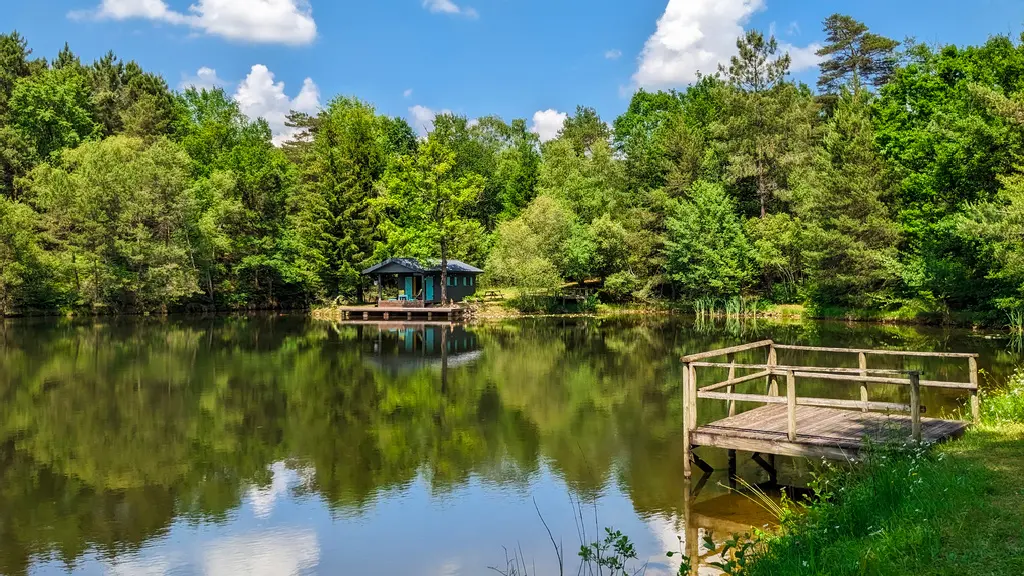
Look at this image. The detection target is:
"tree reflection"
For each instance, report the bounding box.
[0,316,1014,574]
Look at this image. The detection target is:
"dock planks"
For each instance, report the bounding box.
[690,404,969,460]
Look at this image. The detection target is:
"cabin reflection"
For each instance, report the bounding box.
[361,323,482,373]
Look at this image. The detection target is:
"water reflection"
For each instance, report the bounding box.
[0,316,1017,575]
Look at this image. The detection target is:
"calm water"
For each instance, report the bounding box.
[0,316,1019,576]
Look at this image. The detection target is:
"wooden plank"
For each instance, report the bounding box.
[787,371,797,441]
[691,362,907,375]
[698,370,773,392]
[727,353,736,417]
[788,371,913,386]
[772,344,979,358]
[910,372,922,442]
[682,364,691,479]
[969,357,981,424]
[681,340,774,363]
[698,391,787,404]
[859,352,869,413]
[767,345,779,397]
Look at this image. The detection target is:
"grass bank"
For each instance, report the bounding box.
[742,373,1024,576]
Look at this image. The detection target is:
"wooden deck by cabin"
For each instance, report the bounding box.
[681,340,980,478]
[337,305,466,321]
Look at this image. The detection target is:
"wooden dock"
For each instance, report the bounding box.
[338,305,466,321]
[681,340,980,478]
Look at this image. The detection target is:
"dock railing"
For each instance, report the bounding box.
[680,340,980,477]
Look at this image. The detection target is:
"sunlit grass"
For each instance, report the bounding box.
[743,372,1024,576]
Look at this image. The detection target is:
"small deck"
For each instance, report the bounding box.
[680,340,980,478]
[338,306,466,321]
[692,404,969,460]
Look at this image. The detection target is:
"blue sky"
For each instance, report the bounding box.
[7,0,1024,141]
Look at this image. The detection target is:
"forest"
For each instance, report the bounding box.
[3,15,1024,325]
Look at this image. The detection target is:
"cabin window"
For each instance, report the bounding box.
[463,276,468,286]
[469,276,474,286]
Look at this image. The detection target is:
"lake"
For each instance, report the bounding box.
[0,315,1019,575]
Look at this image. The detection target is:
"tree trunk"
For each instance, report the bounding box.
[440,237,448,304]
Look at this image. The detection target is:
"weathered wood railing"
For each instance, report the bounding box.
[680,340,980,477]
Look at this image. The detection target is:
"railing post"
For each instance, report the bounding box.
[683,362,692,479]
[767,343,779,397]
[909,371,922,443]
[969,357,980,424]
[858,351,869,412]
[786,370,797,441]
[726,352,736,417]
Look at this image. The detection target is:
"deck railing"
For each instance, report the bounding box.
[680,340,980,477]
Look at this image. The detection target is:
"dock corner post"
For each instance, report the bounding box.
[909,371,922,443]
[858,351,869,412]
[767,343,779,396]
[682,362,692,479]
[786,370,797,441]
[726,352,737,417]
[969,356,980,424]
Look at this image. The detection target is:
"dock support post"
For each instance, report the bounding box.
[969,357,980,424]
[682,362,692,478]
[767,343,779,396]
[428,312,433,321]
[910,371,922,443]
[858,352,869,412]
[682,479,698,576]
[752,452,778,485]
[726,353,736,417]
[407,312,412,320]
[383,312,389,320]
[786,370,797,441]
[728,450,737,489]
[362,312,368,320]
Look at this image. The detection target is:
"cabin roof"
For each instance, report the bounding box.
[361,258,483,275]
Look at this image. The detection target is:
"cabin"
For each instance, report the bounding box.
[361,258,483,306]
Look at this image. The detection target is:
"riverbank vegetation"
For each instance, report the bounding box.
[5,17,1024,325]
[734,370,1024,575]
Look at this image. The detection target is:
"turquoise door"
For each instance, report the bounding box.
[404,277,413,299]
[425,276,434,302]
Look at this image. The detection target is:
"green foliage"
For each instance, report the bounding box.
[26,136,203,311]
[816,14,900,93]
[4,25,1024,320]
[795,88,901,308]
[8,66,100,159]
[665,181,751,296]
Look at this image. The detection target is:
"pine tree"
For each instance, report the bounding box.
[817,14,900,93]
[718,30,818,218]
[795,89,900,307]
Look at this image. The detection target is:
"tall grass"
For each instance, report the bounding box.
[1007,306,1024,334]
[739,371,1024,576]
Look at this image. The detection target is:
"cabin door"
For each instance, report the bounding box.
[404,277,413,300]
[425,276,434,302]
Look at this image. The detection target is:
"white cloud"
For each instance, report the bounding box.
[786,21,801,36]
[72,0,317,45]
[234,65,321,144]
[180,66,228,91]
[423,0,478,19]
[781,41,824,72]
[530,109,567,143]
[633,0,821,88]
[605,49,623,60]
[204,528,319,576]
[246,462,299,519]
[403,88,414,98]
[408,104,452,136]
[634,0,764,87]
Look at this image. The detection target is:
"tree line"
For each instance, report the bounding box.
[3,15,1024,323]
